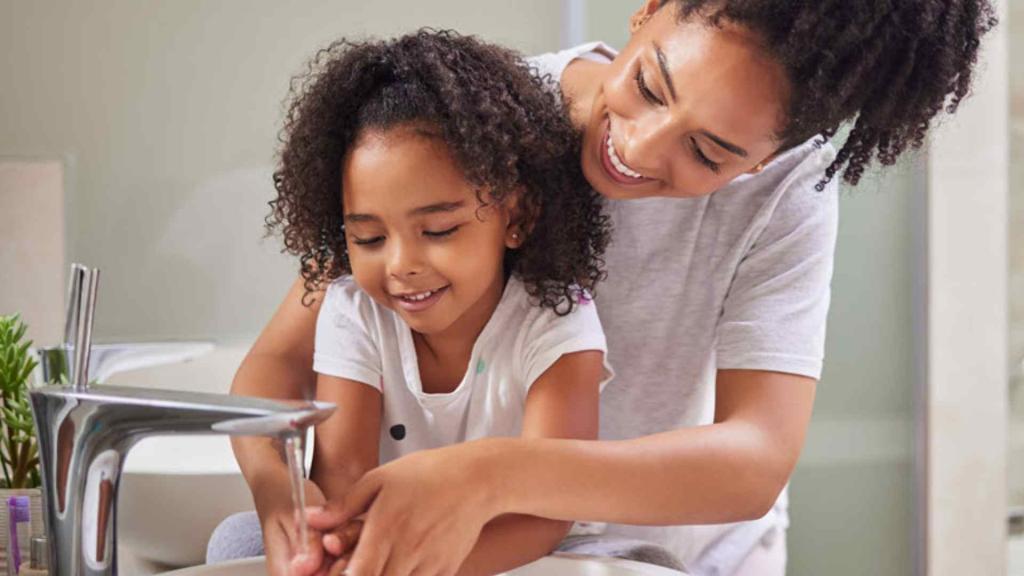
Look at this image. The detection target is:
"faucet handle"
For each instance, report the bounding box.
[64,263,86,347]
[64,263,100,390]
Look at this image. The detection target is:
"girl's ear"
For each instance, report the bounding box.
[503,189,537,249]
[630,0,662,35]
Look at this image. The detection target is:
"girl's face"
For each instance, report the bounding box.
[342,128,521,338]
[577,0,791,200]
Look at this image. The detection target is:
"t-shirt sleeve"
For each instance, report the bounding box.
[313,278,383,390]
[519,294,615,394]
[715,158,840,380]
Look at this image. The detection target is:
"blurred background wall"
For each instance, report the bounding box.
[0,0,562,344]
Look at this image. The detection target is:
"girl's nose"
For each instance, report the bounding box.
[387,240,425,278]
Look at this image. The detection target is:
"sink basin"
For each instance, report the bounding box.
[159,554,687,575]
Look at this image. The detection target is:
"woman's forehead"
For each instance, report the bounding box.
[642,7,790,139]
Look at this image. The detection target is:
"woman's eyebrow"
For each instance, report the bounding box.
[654,42,749,159]
[699,130,748,158]
[653,42,678,103]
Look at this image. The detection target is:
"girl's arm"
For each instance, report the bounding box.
[310,374,382,501]
[455,349,605,576]
[231,277,321,501]
[314,349,605,576]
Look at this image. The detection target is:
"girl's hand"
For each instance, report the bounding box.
[255,477,334,576]
[307,441,501,576]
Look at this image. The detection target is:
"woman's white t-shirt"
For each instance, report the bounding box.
[529,43,839,572]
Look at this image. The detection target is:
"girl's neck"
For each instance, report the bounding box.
[412,272,507,394]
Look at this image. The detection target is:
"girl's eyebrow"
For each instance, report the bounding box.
[408,200,466,216]
[344,200,466,223]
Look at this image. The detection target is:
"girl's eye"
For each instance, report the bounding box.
[636,67,665,106]
[690,138,722,174]
[423,225,460,238]
[352,236,384,246]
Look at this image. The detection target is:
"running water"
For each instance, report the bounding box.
[285,433,309,556]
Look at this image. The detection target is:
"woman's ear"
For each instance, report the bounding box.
[746,152,780,175]
[630,0,663,35]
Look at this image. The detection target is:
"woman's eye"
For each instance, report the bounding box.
[636,67,664,106]
[352,236,384,246]
[689,139,722,174]
[424,225,460,238]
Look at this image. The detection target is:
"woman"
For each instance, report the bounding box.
[227,1,995,574]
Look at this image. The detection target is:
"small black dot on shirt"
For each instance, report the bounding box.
[390,424,406,441]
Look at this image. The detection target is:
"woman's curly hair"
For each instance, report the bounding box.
[661,0,997,188]
[267,29,609,314]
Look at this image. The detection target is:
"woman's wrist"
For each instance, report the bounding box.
[465,437,525,517]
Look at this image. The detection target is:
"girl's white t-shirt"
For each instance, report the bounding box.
[529,43,839,572]
[313,275,612,464]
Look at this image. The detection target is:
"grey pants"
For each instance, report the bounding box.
[206,512,686,573]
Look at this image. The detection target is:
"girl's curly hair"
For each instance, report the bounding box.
[267,29,610,314]
[661,0,997,188]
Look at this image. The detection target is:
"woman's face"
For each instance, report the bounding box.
[579,1,791,200]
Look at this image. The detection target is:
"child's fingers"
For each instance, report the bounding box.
[307,472,382,530]
[322,520,363,556]
[326,552,352,576]
[288,526,326,575]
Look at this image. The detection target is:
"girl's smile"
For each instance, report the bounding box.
[390,285,450,312]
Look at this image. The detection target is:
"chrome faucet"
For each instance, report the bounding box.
[29,264,334,575]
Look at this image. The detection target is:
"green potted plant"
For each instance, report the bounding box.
[0,314,45,569]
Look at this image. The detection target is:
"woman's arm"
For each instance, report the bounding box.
[328,368,814,576]
[490,369,816,525]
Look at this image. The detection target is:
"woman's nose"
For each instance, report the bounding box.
[620,113,673,171]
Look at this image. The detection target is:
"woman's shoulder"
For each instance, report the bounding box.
[527,42,618,87]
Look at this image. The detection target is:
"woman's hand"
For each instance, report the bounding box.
[307,440,502,576]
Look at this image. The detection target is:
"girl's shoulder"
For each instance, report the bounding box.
[320,276,387,327]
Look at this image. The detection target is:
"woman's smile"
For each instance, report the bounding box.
[600,119,655,186]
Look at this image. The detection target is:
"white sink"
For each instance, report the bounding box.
[159,554,687,575]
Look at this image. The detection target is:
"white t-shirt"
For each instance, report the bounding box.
[313,275,613,463]
[529,43,839,571]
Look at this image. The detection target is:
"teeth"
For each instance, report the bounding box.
[402,290,435,302]
[606,136,645,179]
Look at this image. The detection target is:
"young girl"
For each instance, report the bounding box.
[225,2,997,575]
[224,30,614,575]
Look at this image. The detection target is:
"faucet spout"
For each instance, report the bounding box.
[30,384,334,575]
